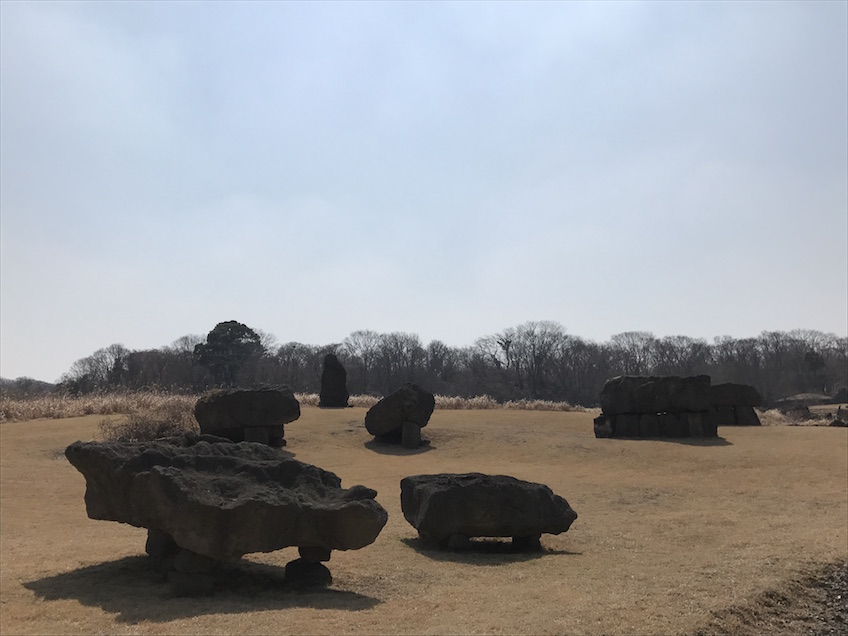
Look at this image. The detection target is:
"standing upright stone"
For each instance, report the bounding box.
[319,354,349,408]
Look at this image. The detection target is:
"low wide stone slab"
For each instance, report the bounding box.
[194,387,300,446]
[400,473,577,545]
[65,433,388,560]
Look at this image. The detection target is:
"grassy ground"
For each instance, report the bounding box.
[1,408,846,635]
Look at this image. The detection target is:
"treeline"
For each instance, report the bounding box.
[5,321,847,406]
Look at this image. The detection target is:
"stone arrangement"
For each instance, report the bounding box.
[319,353,349,408]
[65,433,388,594]
[365,382,435,448]
[194,386,300,447]
[594,375,717,438]
[400,473,577,550]
[709,382,762,426]
[594,376,766,438]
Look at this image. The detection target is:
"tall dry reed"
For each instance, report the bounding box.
[0,391,197,423]
[1,390,583,424]
[292,393,581,411]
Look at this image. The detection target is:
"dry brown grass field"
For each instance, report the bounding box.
[1,408,846,635]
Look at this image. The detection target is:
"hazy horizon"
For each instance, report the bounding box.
[2,1,846,383]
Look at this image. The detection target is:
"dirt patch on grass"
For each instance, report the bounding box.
[2,410,846,635]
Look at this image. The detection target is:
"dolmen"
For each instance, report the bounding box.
[319,353,349,407]
[65,432,388,594]
[365,382,435,449]
[594,376,766,438]
[194,386,299,447]
[594,375,716,438]
[709,382,762,426]
[400,473,577,550]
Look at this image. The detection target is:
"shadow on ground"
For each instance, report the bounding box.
[655,436,732,447]
[24,556,381,623]
[401,537,580,565]
[363,439,434,455]
[611,436,733,447]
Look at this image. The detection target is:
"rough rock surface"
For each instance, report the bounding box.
[710,383,763,408]
[400,473,577,546]
[365,383,435,445]
[65,433,388,560]
[194,387,300,446]
[600,375,712,415]
[319,354,349,408]
[595,375,721,438]
[594,410,722,438]
[733,405,762,426]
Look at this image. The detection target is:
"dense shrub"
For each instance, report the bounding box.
[98,401,199,442]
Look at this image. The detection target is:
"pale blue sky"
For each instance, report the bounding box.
[1,1,846,382]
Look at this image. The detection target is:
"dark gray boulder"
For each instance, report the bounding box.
[733,405,762,426]
[365,383,435,447]
[710,405,737,426]
[600,375,712,415]
[614,413,641,437]
[710,383,762,408]
[593,415,612,438]
[658,412,689,437]
[400,473,577,547]
[65,433,388,561]
[319,354,349,408]
[194,386,300,447]
[639,413,660,437]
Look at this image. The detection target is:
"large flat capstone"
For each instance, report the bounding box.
[600,375,712,415]
[400,473,577,545]
[194,386,300,446]
[65,433,388,561]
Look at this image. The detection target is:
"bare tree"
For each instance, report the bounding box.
[650,335,710,376]
[609,331,656,375]
[510,321,567,398]
[342,330,381,394]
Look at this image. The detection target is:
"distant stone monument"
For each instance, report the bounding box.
[365,383,435,449]
[319,354,349,408]
[194,386,299,447]
[594,375,718,438]
[594,376,768,438]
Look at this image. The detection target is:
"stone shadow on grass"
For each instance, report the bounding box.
[364,438,434,455]
[24,555,381,623]
[401,537,580,565]
[653,436,732,447]
[606,436,732,446]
